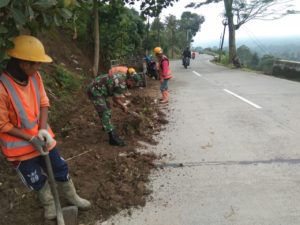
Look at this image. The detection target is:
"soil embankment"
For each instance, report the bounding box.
[0,30,167,225]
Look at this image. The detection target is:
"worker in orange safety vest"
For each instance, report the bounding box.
[153,47,172,104]
[0,35,91,220]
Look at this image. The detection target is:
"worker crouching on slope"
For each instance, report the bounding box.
[87,66,134,146]
[126,67,143,89]
[0,35,91,220]
[153,47,172,104]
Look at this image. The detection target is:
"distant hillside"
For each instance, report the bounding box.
[196,36,300,62]
[236,36,300,61]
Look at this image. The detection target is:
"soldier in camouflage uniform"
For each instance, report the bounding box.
[87,73,129,146]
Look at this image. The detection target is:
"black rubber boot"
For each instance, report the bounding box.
[108,131,126,146]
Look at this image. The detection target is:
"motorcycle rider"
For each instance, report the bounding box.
[143,55,159,80]
[182,46,191,66]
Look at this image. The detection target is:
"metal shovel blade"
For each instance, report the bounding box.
[44,206,78,225]
[62,206,78,225]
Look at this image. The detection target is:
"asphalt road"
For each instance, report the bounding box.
[99,54,300,225]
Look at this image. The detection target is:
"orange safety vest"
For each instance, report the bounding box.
[108,66,128,77]
[159,56,172,79]
[0,72,55,161]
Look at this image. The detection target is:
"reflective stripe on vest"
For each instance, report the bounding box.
[0,74,40,128]
[0,139,32,148]
[0,73,41,158]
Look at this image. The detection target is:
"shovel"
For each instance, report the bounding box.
[40,146,78,225]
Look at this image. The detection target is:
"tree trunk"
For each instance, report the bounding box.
[224,0,237,65]
[171,30,174,59]
[93,0,99,76]
[146,18,149,54]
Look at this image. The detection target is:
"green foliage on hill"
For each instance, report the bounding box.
[41,63,84,127]
[0,0,75,63]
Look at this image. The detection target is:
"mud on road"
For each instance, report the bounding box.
[0,78,168,225]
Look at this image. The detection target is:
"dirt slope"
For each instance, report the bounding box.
[0,30,167,225]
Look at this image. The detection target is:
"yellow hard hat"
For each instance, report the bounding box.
[7,35,52,63]
[153,47,163,54]
[128,68,136,74]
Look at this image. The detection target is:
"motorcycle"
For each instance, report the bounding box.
[143,57,159,80]
[182,56,190,69]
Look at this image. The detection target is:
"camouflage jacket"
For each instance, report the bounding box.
[87,74,127,98]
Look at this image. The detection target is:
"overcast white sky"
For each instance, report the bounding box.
[129,0,300,47]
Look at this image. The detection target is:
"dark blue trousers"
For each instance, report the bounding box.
[14,147,69,191]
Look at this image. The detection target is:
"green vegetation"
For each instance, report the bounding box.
[0,0,203,69]
[145,12,204,59]
[203,45,278,74]
[0,0,74,62]
[0,0,206,127]
[41,64,84,126]
[44,65,82,95]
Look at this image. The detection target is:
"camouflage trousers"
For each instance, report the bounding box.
[87,92,114,133]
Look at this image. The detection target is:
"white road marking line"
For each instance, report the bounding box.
[223,89,262,109]
[193,71,202,77]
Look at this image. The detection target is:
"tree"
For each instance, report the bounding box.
[142,11,204,58]
[93,0,100,76]
[165,15,178,58]
[142,11,205,58]
[0,0,179,74]
[250,52,259,68]
[86,0,180,75]
[186,0,297,66]
[259,54,276,74]
[98,3,145,64]
[179,11,204,47]
[150,17,165,46]
[129,0,179,17]
[237,44,252,66]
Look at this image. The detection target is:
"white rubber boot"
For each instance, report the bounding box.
[58,179,91,210]
[37,182,56,220]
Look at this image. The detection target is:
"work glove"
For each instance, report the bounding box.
[29,136,47,155]
[38,129,55,146]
